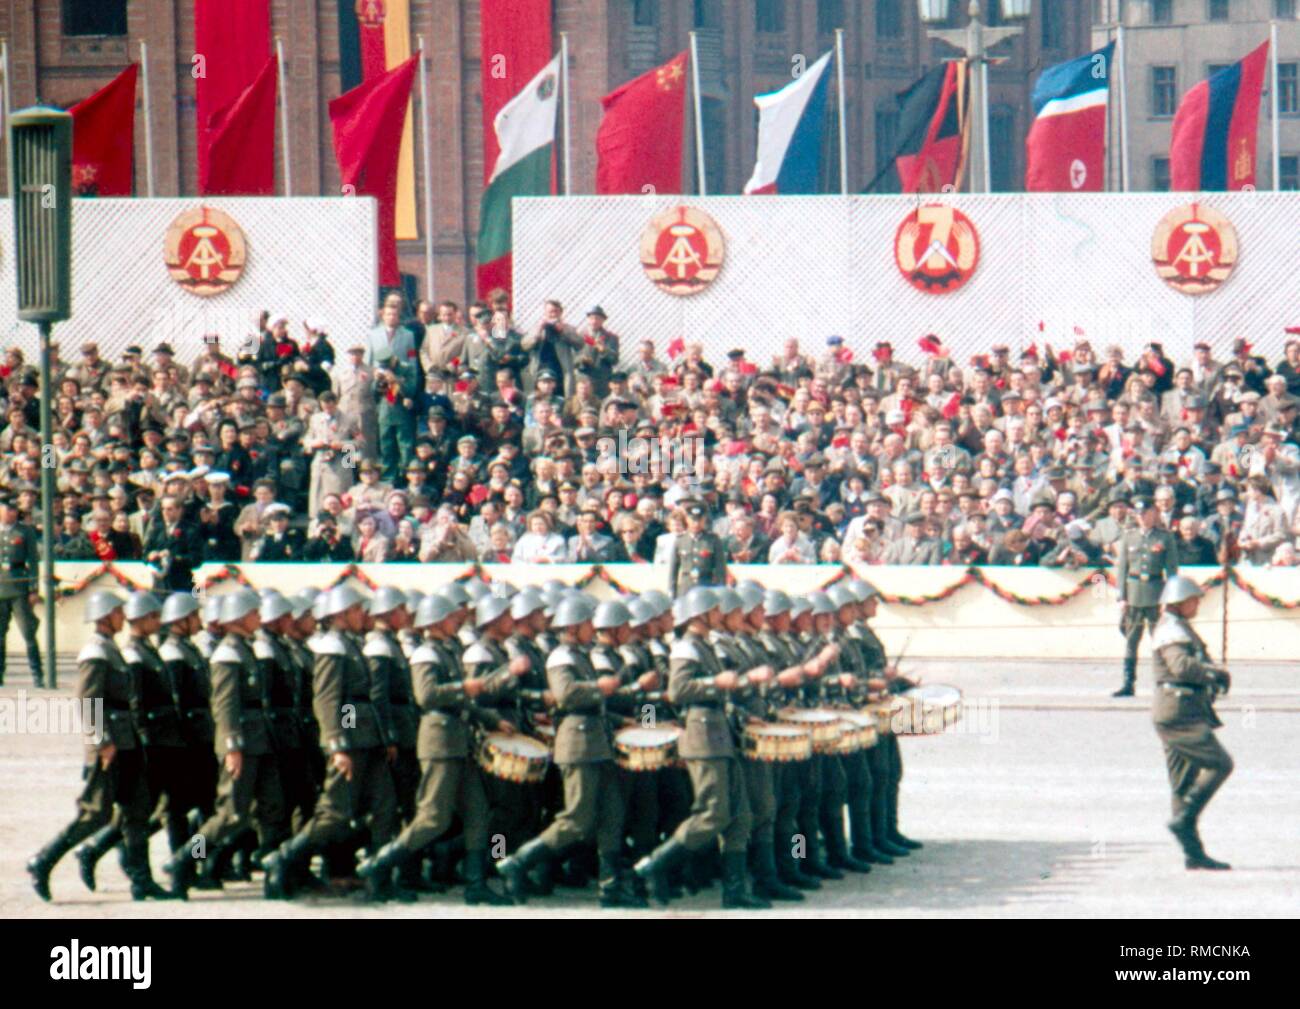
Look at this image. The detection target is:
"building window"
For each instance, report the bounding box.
[1041,0,1066,49]
[756,0,785,33]
[1207,0,1230,20]
[632,0,657,27]
[1151,0,1173,24]
[1281,156,1299,190]
[1280,64,1298,114]
[694,0,720,29]
[1277,0,1297,19]
[877,0,904,38]
[1152,66,1177,117]
[818,0,845,34]
[1152,157,1171,191]
[62,0,127,36]
[702,98,728,193]
[989,107,1017,192]
[874,107,900,192]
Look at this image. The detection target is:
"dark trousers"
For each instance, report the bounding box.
[72,749,152,845]
[196,752,288,853]
[277,746,319,835]
[1158,721,1234,817]
[297,746,397,850]
[392,746,420,825]
[0,592,40,679]
[620,768,660,859]
[773,759,805,856]
[144,745,211,851]
[376,405,415,484]
[1121,605,1159,676]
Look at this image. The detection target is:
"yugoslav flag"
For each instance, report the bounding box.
[476,53,561,297]
[1024,42,1114,192]
[744,51,833,195]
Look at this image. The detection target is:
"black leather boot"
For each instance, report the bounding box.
[777,846,821,890]
[634,838,689,906]
[28,823,96,902]
[823,815,873,874]
[263,833,315,900]
[598,852,648,909]
[495,837,551,905]
[1171,776,1231,870]
[1113,663,1136,697]
[803,834,844,880]
[720,850,771,910]
[751,843,803,901]
[872,790,910,857]
[122,840,184,901]
[74,825,122,892]
[463,849,512,906]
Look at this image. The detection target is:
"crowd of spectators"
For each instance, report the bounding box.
[13,289,1300,590]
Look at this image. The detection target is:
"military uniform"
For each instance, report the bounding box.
[256,628,317,834]
[667,526,727,598]
[1115,524,1180,693]
[363,627,419,824]
[462,635,532,849]
[161,629,218,823]
[0,517,42,686]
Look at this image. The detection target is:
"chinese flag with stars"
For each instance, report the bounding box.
[596,51,688,195]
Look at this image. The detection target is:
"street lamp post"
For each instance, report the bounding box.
[918,0,1029,193]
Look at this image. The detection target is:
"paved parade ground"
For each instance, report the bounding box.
[3,658,1298,919]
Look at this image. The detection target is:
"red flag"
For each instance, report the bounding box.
[201,56,278,196]
[596,52,688,195]
[195,0,271,194]
[941,392,962,420]
[918,334,942,356]
[70,65,138,196]
[894,62,970,194]
[666,336,686,359]
[330,56,420,286]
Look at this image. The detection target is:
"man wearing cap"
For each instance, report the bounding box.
[332,343,379,456]
[522,299,584,396]
[574,306,621,398]
[250,503,304,561]
[669,500,728,598]
[141,493,201,592]
[0,494,44,687]
[1114,487,1181,697]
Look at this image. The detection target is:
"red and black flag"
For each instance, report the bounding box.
[875,61,970,194]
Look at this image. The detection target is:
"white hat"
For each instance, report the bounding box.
[266,502,291,517]
[268,313,289,329]
[205,470,231,485]
[188,465,211,481]
[991,488,1014,503]
[306,317,329,333]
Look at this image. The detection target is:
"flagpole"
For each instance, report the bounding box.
[690,31,707,196]
[980,59,991,193]
[1270,22,1281,191]
[1116,23,1130,193]
[835,29,848,196]
[276,38,292,196]
[140,41,156,197]
[418,36,435,298]
[1,40,10,196]
[559,33,572,196]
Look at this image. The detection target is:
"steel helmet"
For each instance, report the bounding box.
[551,594,595,629]
[439,582,472,608]
[160,592,200,625]
[123,591,162,622]
[404,589,426,611]
[259,589,295,624]
[202,595,225,625]
[593,599,631,629]
[489,580,516,599]
[640,589,671,616]
[846,578,880,603]
[808,592,836,615]
[683,587,719,616]
[510,586,546,620]
[368,585,408,618]
[736,584,766,613]
[734,578,765,597]
[1160,575,1205,607]
[713,588,744,615]
[311,593,331,621]
[628,598,657,628]
[826,584,857,609]
[762,589,793,617]
[541,584,568,613]
[475,593,513,628]
[220,588,262,624]
[83,590,126,624]
[415,593,454,629]
[789,596,812,619]
[674,587,717,626]
[320,583,366,620]
[463,580,492,603]
[541,579,569,595]
[289,592,315,620]
[296,586,321,605]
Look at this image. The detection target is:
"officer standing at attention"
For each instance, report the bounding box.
[1150,576,1233,870]
[29,592,173,901]
[0,493,44,687]
[668,500,727,599]
[1114,486,1180,697]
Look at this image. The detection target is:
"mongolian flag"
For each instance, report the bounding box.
[330,55,420,286]
[70,64,138,196]
[1169,40,1269,192]
[743,50,833,195]
[337,0,418,241]
[1024,43,1113,192]
[891,61,970,194]
[596,51,689,195]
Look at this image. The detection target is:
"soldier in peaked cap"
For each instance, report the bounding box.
[0,491,44,687]
[1114,487,1181,697]
[668,499,727,598]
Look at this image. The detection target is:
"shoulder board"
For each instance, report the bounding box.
[591,649,616,672]
[211,643,244,665]
[310,631,348,656]
[120,643,145,664]
[158,641,186,663]
[648,640,669,657]
[547,645,579,670]
[1151,617,1193,650]
[363,634,397,659]
[618,645,641,667]
[409,644,440,667]
[670,638,703,663]
[252,638,276,660]
[462,642,494,666]
[77,640,110,664]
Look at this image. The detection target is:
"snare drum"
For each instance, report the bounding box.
[777,708,846,754]
[835,711,879,753]
[865,696,907,736]
[615,726,682,773]
[477,733,551,784]
[900,684,963,735]
[533,723,557,749]
[742,724,813,763]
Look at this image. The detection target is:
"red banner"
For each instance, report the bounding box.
[596,52,687,195]
[201,56,278,196]
[195,0,272,194]
[70,64,138,196]
[479,0,553,187]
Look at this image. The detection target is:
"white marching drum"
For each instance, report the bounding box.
[898,684,963,735]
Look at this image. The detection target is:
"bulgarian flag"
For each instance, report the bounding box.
[476,54,561,299]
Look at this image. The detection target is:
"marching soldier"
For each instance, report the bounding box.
[1151,576,1233,870]
[165,589,288,896]
[28,592,172,901]
[0,493,44,687]
[194,596,225,659]
[356,594,512,905]
[667,500,727,598]
[496,595,647,908]
[263,585,399,901]
[1114,489,1181,697]
[634,588,770,909]
[256,591,318,838]
[158,592,219,832]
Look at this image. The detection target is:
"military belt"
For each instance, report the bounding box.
[1127,574,1153,581]
[1160,681,1206,693]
